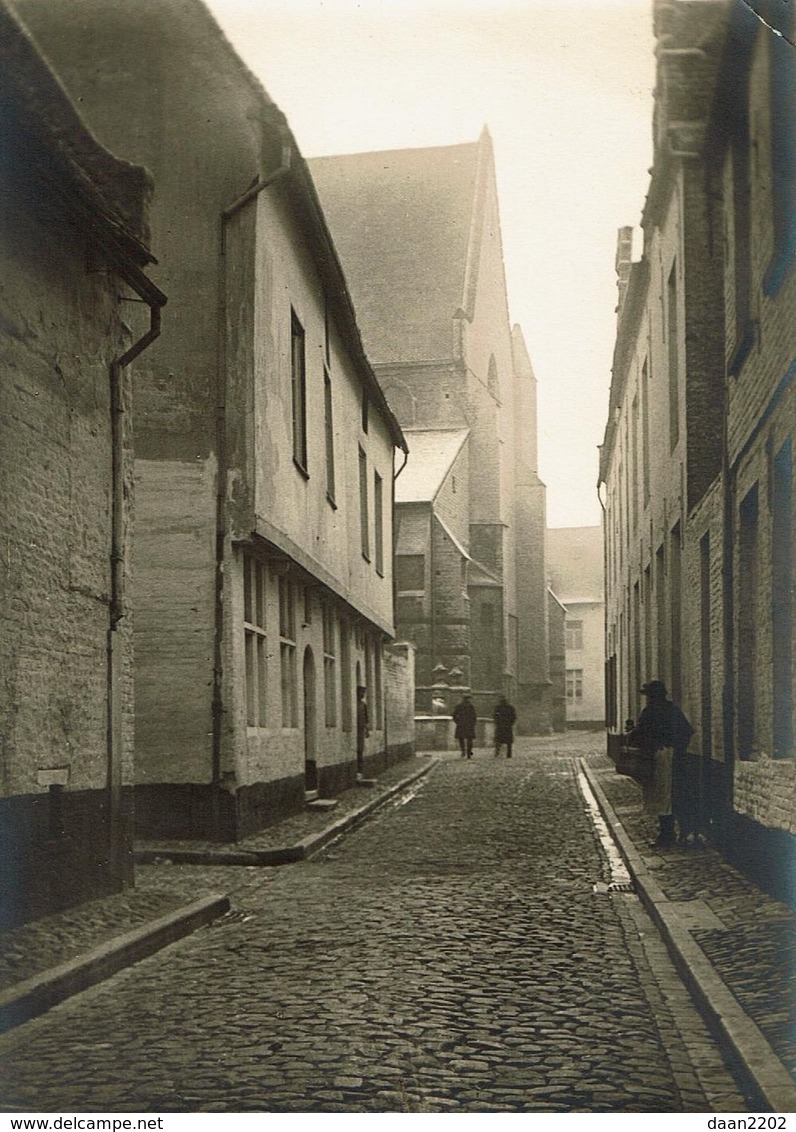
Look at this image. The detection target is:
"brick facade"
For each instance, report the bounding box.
[600,0,796,902]
[0,2,158,924]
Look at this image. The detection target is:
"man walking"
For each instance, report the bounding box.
[452,694,477,759]
[493,696,517,758]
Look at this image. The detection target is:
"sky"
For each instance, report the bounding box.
[206,0,656,528]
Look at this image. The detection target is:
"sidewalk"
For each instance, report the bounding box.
[1,741,794,1112]
[582,749,796,1113]
[0,755,436,1032]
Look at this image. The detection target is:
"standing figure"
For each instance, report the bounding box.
[452,694,477,759]
[356,685,369,776]
[627,680,693,847]
[493,696,517,758]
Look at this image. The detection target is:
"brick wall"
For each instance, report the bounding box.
[0,130,136,923]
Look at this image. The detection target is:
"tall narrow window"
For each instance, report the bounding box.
[324,368,335,504]
[631,394,639,531]
[243,554,268,727]
[374,471,384,575]
[359,446,370,560]
[667,263,680,450]
[374,641,383,730]
[738,485,759,758]
[641,359,650,505]
[361,389,369,433]
[566,669,583,701]
[656,544,667,684]
[322,604,337,728]
[633,580,642,714]
[291,310,308,472]
[772,441,793,757]
[340,619,352,733]
[279,576,297,728]
[700,532,713,759]
[643,564,653,682]
[670,521,682,703]
[565,620,583,650]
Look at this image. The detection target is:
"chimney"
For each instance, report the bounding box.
[615,226,634,323]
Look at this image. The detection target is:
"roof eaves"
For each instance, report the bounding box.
[286,150,408,453]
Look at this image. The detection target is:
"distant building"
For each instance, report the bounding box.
[311,133,553,732]
[600,0,796,903]
[0,0,161,923]
[546,527,605,727]
[19,0,411,841]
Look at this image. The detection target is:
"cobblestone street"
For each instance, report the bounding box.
[0,735,748,1113]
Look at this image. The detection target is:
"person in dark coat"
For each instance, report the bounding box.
[627,680,693,847]
[493,696,517,758]
[452,694,477,759]
[356,685,369,776]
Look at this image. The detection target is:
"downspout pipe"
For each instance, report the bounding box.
[211,140,293,801]
[108,269,166,888]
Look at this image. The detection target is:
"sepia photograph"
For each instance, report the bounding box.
[0,0,794,1120]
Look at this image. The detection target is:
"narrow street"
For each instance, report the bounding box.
[0,736,747,1113]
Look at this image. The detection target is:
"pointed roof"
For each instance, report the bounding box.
[309,130,493,366]
[395,428,469,504]
[0,0,154,267]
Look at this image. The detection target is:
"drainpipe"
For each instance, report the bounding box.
[108,268,167,888]
[212,139,292,812]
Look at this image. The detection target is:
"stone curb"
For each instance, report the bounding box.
[580,759,796,1114]
[134,759,437,867]
[0,893,230,1035]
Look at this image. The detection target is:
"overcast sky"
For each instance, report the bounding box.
[206,0,656,528]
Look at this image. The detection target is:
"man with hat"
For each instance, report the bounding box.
[627,680,693,847]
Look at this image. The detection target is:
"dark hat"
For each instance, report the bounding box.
[640,680,667,698]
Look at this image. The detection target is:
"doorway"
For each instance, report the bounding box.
[303,647,318,793]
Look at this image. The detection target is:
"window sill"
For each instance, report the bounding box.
[293,457,309,480]
[362,552,371,564]
[376,567,384,578]
[326,492,338,510]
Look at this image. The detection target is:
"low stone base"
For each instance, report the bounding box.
[0,788,133,930]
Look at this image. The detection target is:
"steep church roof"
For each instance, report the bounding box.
[309,131,492,366]
[396,429,469,504]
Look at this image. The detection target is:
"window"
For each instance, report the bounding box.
[291,310,307,472]
[374,471,384,575]
[359,446,369,560]
[565,620,583,650]
[279,576,297,728]
[772,441,793,757]
[738,485,759,758]
[324,368,335,504]
[566,669,583,702]
[361,390,369,433]
[340,619,352,733]
[322,604,337,728]
[373,640,382,730]
[243,554,267,727]
[667,263,680,450]
[396,554,424,592]
[641,359,650,505]
[670,522,682,703]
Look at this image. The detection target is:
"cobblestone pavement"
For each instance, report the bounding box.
[586,744,796,1079]
[0,758,434,990]
[0,736,751,1113]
